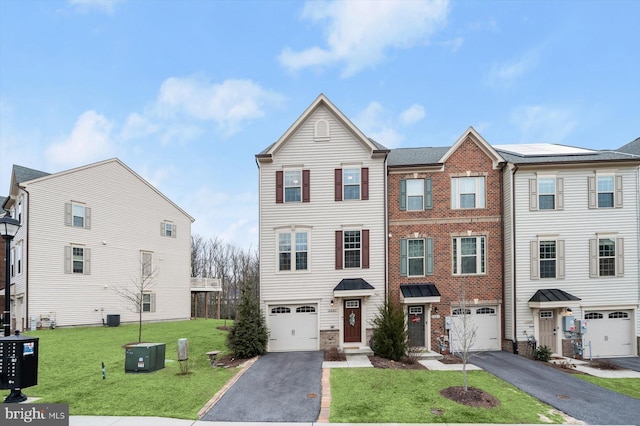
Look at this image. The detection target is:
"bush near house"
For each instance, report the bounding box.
[227,284,268,358]
[371,299,407,361]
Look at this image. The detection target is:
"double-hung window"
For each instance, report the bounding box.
[400,238,434,276]
[285,170,302,202]
[343,168,361,200]
[161,221,176,238]
[589,175,622,208]
[278,230,309,271]
[531,239,566,279]
[65,202,91,229]
[335,229,369,269]
[451,176,485,209]
[400,178,432,211]
[142,293,156,312]
[530,176,563,210]
[65,245,91,274]
[334,168,369,201]
[452,236,485,275]
[590,235,624,277]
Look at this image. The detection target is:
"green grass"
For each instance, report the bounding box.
[330,369,565,424]
[9,319,237,419]
[575,375,640,399]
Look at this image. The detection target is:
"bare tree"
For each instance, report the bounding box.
[115,256,158,343]
[449,285,478,391]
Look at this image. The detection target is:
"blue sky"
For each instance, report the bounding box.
[1,0,638,249]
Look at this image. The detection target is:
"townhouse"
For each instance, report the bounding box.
[2,159,194,330]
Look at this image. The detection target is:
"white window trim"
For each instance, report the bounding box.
[407,238,426,277]
[452,235,486,276]
[343,167,362,201]
[284,169,303,203]
[141,251,153,278]
[451,176,485,209]
[406,179,425,212]
[343,229,362,269]
[276,227,311,273]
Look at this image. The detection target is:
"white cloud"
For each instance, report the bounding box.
[46,110,115,168]
[119,77,284,145]
[67,0,124,14]
[438,36,464,52]
[487,48,540,87]
[511,105,578,143]
[399,104,426,126]
[279,0,450,77]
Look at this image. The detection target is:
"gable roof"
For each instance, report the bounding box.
[256,94,389,163]
[439,127,505,169]
[387,146,450,167]
[11,158,194,222]
[617,137,640,156]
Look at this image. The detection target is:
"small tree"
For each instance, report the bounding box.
[371,299,407,361]
[115,256,158,343]
[449,286,478,391]
[226,282,268,359]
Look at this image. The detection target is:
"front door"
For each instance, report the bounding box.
[407,306,425,347]
[344,300,361,343]
[538,310,556,352]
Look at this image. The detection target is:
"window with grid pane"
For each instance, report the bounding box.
[295,232,308,270]
[597,176,614,208]
[285,170,302,202]
[599,238,616,276]
[344,230,361,268]
[343,168,361,200]
[278,231,308,271]
[73,247,84,273]
[539,241,556,278]
[408,239,425,276]
[453,236,486,275]
[279,233,292,271]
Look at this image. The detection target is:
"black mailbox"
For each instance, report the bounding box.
[0,335,39,390]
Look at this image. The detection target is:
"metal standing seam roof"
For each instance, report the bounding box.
[528,289,581,303]
[400,283,441,298]
[333,278,375,291]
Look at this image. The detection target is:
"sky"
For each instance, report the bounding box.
[1,0,639,250]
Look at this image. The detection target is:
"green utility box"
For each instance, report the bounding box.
[124,343,165,373]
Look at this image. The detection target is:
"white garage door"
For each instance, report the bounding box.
[584,310,633,358]
[268,304,318,352]
[450,306,500,352]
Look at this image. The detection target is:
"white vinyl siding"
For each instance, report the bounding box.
[65,202,91,229]
[588,175,623,209]
[21,159,192,328]
[161,221,176,238]
[530,176,564,211]
[589,236,624,278]
[65,245,91,275]
[530,239,565,280]
[510,167,639,347]
[258,104,386,334]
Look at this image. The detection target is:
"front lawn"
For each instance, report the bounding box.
[576,375,640,399]
[330,368,565,423]
[8,319,236,419]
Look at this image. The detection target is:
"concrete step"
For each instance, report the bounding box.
[409,350,444,360]
[343,346,374,356]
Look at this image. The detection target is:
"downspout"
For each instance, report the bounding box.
[254,157,262,303]
[23,186,29,333]
[511,165,518,353]
[384,155,389,304]
[636,166,640,354]
[499,163,505,349]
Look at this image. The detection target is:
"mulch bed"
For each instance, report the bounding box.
[214,354,248,368]
[440,386,500,408]
[440,353,463,364]
[368,355,427,370]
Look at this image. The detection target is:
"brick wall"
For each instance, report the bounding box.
[388,136,503,350]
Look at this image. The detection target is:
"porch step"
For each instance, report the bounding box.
[343,346,374,356]
[409,350,444,360]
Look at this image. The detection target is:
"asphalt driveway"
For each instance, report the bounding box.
[470,351,640,425]
[200,351,323,422]
[601,356,640,371]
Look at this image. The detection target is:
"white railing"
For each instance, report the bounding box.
[190,277,222,291]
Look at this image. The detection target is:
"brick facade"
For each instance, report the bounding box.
[388,135,503,351]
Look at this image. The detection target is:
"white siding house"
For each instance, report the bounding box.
[2,158,194,330]
[256,94,389,352]
[499,145,640,357]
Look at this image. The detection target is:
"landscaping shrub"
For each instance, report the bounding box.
[227,284,268,358]
[533,345,552,362]
[371,299,407,361]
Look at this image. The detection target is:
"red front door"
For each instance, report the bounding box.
[344,299,362,343]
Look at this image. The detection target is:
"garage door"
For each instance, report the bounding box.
[584,310,633,358]
[450,306,500,352]
[268,304,318,352]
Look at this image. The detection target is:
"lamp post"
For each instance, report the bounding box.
[0,216,21,337]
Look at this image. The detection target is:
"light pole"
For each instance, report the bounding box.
[0,216,21,337]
